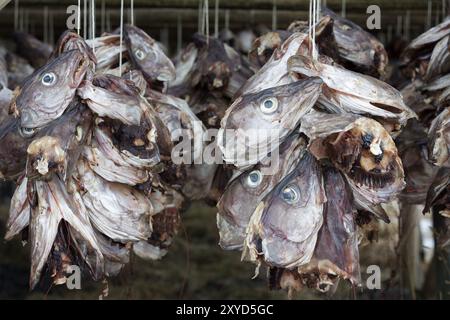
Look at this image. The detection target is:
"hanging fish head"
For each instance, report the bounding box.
[51,30,97,64]
[243,152,325,269]
[10,50,89,132]
[219,78,322,167]
[124,25,176,82]
[326,118,405,200]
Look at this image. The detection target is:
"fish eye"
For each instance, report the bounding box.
[281,185,299,204]
[19,126,36,138]
[260,97,278,114]
[135,49,146,60]
[246,170,262,188]
[361,133,373,149]
[41,72,57,86]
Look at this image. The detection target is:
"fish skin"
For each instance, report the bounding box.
[29,176,105,289]
[428,107,450,167]
[248,31,292,69]
[297,167,361,291]
[51,30,97,64]
[238,32,308,96]
[5,176,30,240]
[424,167,450,215]
[288,54,416,129]
[77,159,153,243]
[217,134,306,250]
[425,36,450,81]
[124,24,175,83]
[77,74,143,125]
[318,8,388,79]
[243,152,326,269]
[300,111,404,219]
[219,78,322,168]
[13,31,53,69]
[11,50,90,129]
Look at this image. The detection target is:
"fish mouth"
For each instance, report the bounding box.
[348,161,397,189]
[72,54,88,85]
[156,67,176,82]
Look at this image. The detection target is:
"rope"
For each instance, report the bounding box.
[204,0,209,40]
[130,0,134,26]
[77,0,81,35]
[198,0,202,33]
[91,0,95,71]
[214,0,219,38]
[404,10,410,41]
[119,0,124,76]
[427,0,432,30]
[43,6,48,43]
[83,0,87,38]
[443,0,447,21]
[106,9,111,32]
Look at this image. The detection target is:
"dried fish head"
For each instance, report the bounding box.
[288,54,416,130]
[26,103,92,180]
[77,74,143,125]
[11,50,89,130]
[428,107,450,167]
[219,78,322,168]
[217,134,306,250]
[51,30,97,64]
[124,24,175,83]
[297,167,360,291]
[243,152,325,269]
[248,31,291,69]
[319,8,388,78]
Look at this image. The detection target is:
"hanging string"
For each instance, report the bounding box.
[101,0,105,34]
[77,0,81,35]
[14,0,18,31]
[426,0,432,30]
[119,0,124,76]
[225,9,229,31]
[50,12,54,44]
[177,13,182,53]
[435,5,441,25]
[130,0,134,26]
[341,0,346,18]
[214,0,219,38]
[312,0,317,60]
[272,0,277,31]
[308,0,312,52]
[317,0,321,21]
[83,0,87,38]
[91,0,95,71]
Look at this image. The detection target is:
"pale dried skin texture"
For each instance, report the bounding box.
[318,8,388,79]
[297,167,360,291]
[83,125,151,185]
[77,160,153,243]
[217,135,307,250]
[11,50,89,129]
[170,43,198,88]
[5,177,30,240]
[86,34,127,71]
[288,54,416,128]
[249,31,292,69]
[425,36,450,80]
[77,75,143,126]
[30,177,104,289]
[428,107,450,167]
[243,152,325,269]
[124,24,175,83]
[239,32,308,95]
[218,78,322,168]
[51,30,97,64]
